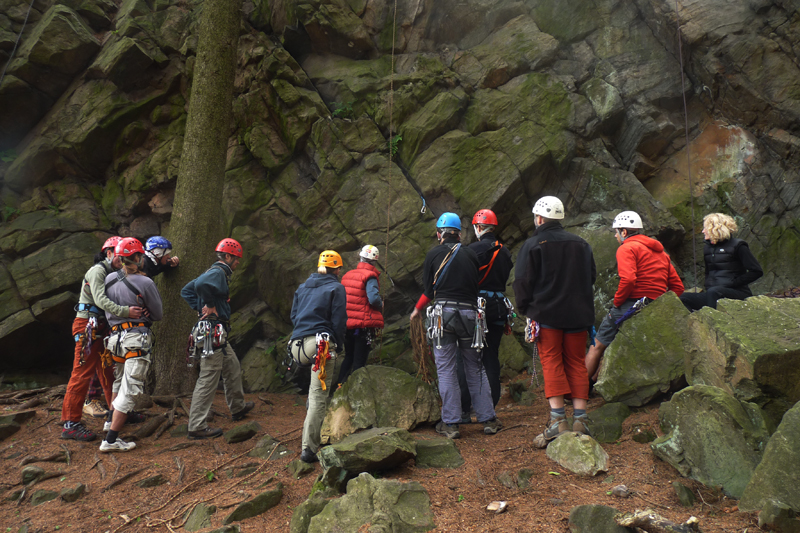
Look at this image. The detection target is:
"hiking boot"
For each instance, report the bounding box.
[435,421,461,439]
[126,411,146,424]
[483,417,502,435]
[543,416,569,441]
[188,427,223,440]
[573,416,591,436]
[99,438,136,453]
[83,399,109,418]
[61,422,96,442]
[300,448,319,464]
[231,401,255,421]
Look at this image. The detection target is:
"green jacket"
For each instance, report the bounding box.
[76,260,130,319]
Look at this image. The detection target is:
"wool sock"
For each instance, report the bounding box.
[573,409,587,419]
[106,430,119,444]
[64,421,76,429]
[550,407,566,419]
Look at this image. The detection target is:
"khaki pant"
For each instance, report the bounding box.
[292,336,336,453]
[188,344,246,432]
[111,356,151,414]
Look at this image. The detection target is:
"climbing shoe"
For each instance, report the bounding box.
[99,438,136,453]
[543,416,569,441]
[435,421,461,439]
[483,417,502,435]
[83,399,109,418]
[573,416,591,436]
[300,448,319,464]
[188,427,223,440]
[61,422,96,442]
[231,401,255,421]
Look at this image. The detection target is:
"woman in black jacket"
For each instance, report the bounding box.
[680,213,763,311]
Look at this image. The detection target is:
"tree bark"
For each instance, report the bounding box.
[152,0,242,395]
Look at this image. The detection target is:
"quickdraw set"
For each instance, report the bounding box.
[471,297,488,349]
[186,319,227,367]
[313,333,332,391]
[525,318,541,387]
[503,296,516,335]
[426,304,444,349]
[77,316,99,366]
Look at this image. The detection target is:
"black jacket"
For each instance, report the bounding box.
[704,238,762,292]
[468,232,513,293]
[422,236,480,304]
[513,221,596,330]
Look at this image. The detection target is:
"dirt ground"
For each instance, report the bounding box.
[0,376,760,533]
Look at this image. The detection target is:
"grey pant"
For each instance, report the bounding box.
[293,336,335,453]
[434,307,495,425]
[188,344,246,431]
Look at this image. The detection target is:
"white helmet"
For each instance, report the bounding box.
[359,245,379,261]
[612,211,643,229]
[532,196,564,220]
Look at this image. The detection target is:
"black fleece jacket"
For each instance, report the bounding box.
[468,232,513,293]
[421,236,480,304]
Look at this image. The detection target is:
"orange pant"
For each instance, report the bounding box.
[538,328,590,400]
[60,317,115,423]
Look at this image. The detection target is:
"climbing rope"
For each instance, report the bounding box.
[0,0,36,89]
[675,0,699,285]
[388,0,398,163]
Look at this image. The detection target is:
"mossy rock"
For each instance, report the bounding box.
[585,402,631,443]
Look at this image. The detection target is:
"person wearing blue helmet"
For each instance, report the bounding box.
[410,212,500,439]
[143,236,180,278]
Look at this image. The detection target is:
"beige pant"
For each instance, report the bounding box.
[292,336,336,453]
[188,344,246,432]
[111,357,150,414]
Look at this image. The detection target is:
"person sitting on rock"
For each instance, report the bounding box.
[289,250,347,463]
[585,211,684,382]
[335,245,384,388]
[100,238,163,452]
[61,236,145,442]
[142,236,180,278]
[513,197,596,440]
[181,238,255,440]
[680,213,763,312]
[410,213,501,440]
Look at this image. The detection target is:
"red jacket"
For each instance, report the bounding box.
[341,263,384,329]
[614,234,684,307]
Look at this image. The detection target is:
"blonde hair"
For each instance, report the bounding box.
[703,213,737,244]
[318,266,340,275]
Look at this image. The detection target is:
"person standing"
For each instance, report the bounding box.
[143,236,180,278]
[182,238,254,439]
[61,236,144,442]
[585,211,684,381]
[99,238,163,452]
[410,213,500,439]
[336,245,384,387]
[289,250,347,463]
[680,213,762,311]
[513,196,596,439]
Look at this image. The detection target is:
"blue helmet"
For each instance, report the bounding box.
[145,236,172,251]
[436,212,461,231]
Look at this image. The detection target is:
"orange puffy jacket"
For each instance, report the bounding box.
[614,234,684,307]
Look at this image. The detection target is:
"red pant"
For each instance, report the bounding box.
[538,328,590,400]
[61,317,115,423]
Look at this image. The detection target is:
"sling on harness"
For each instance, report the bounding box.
[477,241,503,285]
[524,318,541,387]
[432,243,460,295]
[472,297,488,349]
[614,297,652,326]
[77,316,100,366]
[313,333,332,391]
[503,296,516,335]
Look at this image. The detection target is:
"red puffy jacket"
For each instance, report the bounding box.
[341,263,384,329]
[614,234,684,307]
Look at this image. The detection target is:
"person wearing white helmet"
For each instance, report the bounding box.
[335,245,384,387]
[585,210,685,382]
[514,196,596,440]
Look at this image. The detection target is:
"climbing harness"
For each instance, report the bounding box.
[525,318,541,387]
[471,297,488,349]
[105,322,152,364]
[614,297,653,326]
[313,333,332,391]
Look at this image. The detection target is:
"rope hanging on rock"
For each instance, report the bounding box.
[0,0,35,88]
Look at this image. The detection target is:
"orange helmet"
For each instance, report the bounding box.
[115,237,144,257]
[216,238,243,258]
[318,250,342,269]
[102,236,122,251]
[472,209,498,226]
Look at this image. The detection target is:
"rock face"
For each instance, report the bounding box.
[2,0,800,371]
[739,400,800,514]
[651,385,770,498]
[321,366,440,444]
[307,473,435,533]
[318,426,416,473]
[686,296,800,425]
[595,292,690,406]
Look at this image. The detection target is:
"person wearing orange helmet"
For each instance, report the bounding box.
[61,236,145,442]
[99,238,163,452]
[181,238,254,439]
[288,250,347,463]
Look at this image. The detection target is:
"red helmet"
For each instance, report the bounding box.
[216,238,243,258]
[102,236,122,251]
[472,209,498,226]
[115,237,144,257]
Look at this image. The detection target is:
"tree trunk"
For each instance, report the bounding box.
[151,0,242,395]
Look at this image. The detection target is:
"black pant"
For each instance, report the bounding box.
[457,323,503,413]
[336,329,371,386]
[680,286,752,311]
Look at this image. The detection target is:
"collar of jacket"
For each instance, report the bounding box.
[214,261,233,278]
[480,232,497,242]
[532,220,562,236]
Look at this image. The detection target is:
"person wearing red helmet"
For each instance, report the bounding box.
[99,238,163,452]
[181,238,253,439]
[61,236,145,442]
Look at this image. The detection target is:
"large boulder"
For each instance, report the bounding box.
[307,473,434,533]
[685,296,800,425]
[546,433,609,476]
[318,427,416,474]
[740,400,800,514]
[569,504,635,533]
[595,292,690,406]
[321,366,439,444]
[651,385,770,498]
[585,402,631,444]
